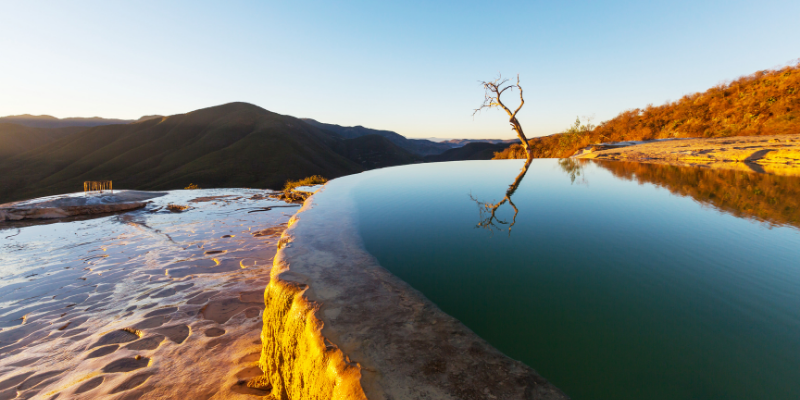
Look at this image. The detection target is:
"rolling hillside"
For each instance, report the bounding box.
[0,103,418,203]
[0,123,85,160]
[495,62,800,159]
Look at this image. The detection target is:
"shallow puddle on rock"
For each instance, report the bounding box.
[0,189,293,398]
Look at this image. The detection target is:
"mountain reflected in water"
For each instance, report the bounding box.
[593,160,800,229]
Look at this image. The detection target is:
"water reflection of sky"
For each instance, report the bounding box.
[351,159,800,400]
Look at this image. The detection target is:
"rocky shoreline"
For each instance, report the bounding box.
[573,134,800,176]
[256,174,569,399]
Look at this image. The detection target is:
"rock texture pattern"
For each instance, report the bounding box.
[575,134,800,176]
[0,189,295,399]
[0,190,164,221]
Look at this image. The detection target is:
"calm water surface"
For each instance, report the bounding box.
[352,159,800,400]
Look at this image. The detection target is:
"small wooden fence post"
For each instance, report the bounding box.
[83,181,113,195]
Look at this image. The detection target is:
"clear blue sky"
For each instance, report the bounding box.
[1,0,798,139]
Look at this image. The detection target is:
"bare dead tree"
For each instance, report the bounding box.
[474,74,532,161]
[469,74,535,235]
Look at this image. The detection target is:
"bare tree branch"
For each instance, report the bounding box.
[474,74,532,161]
[512,75,524,118]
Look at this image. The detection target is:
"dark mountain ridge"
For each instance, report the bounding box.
[0,103,515,203]
[0,114,135,129]
[331,134,421,169]
[0,103,418,203]
[0,114,164,129]
[441,138,517,146]
[301,118,456,156]
[424,142,510,162]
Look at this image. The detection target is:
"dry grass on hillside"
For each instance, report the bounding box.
[495,61,800,159]
[282,175,327,192]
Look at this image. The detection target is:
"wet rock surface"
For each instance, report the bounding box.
[0,189,294,399]
[0,190,166,222]
[575,134,800,175]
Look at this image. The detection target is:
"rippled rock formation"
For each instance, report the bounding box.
[0,189,295,398]
[576,134,800,176]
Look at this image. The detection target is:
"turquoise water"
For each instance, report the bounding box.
[352,159,800,400]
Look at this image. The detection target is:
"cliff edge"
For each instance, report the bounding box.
[256,177,569,399]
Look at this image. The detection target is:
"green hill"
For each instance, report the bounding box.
[0,103,417,203]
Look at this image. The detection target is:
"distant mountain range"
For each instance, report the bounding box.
[439,138,518,146]
[0,114,162,129]
[300,122,518,155]
[301,119,457,156]
[423,142,512,162]
[0,103,514,203]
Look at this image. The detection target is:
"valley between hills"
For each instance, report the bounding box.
[0,103,512,204]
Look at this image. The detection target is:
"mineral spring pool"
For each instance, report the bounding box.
[346,159,800,400]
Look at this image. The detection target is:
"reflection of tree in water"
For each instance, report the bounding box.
[594,160,800,229]
[558,158,588,185]
[470,159,531,235]
[470,158,593,235]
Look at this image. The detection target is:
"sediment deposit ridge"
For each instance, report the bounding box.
[257,174,569,399]
[0,191,165,221]
[574,134,800,176]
